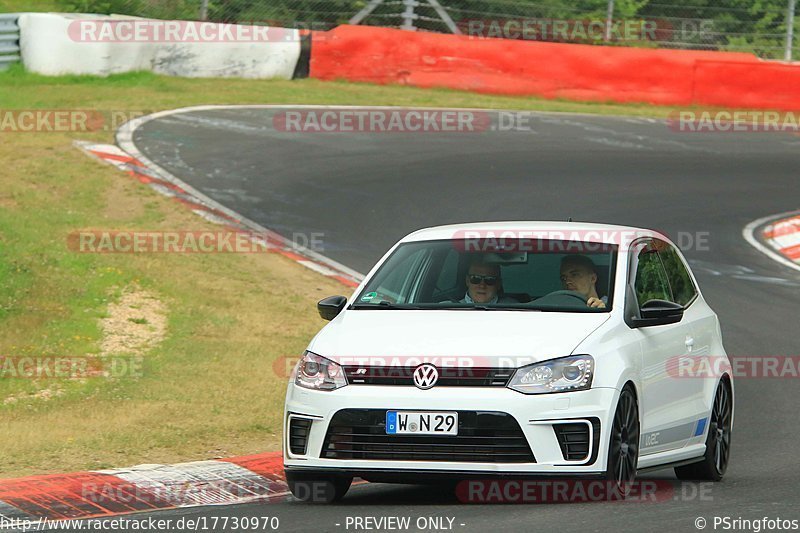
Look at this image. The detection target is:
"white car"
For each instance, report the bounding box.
[283,222,733,502]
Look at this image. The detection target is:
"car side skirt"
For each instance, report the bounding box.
[636,443,706,471]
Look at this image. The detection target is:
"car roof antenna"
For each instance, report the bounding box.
[567,217,573,222]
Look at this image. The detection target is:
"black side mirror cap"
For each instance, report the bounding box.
[630,299,684,328]
[318,295,348,321]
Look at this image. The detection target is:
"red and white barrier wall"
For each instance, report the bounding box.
[309,25,800,111]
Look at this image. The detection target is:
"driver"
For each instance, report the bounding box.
[461,259,516,305]
[559,255,607,309]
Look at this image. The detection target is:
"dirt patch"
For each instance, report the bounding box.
[100,286,167,356]
[4,385,65,406]
[0,197,17,209]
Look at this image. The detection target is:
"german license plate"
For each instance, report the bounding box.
[386,411,458,435]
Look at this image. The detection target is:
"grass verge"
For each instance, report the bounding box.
[0,67,676,479]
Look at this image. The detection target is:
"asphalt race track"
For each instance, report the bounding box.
[109,108,800,532]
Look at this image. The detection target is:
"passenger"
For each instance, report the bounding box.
[559,255,607,308]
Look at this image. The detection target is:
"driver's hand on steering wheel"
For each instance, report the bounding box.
[587,297,606,309]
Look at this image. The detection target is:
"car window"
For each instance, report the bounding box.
[502,253,564,298]
[362,246,430,304]
[354,239,617,312]
[633,241,672,307]
[655,239,697,306]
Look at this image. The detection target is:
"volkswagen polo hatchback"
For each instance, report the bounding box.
[283,222,733,502]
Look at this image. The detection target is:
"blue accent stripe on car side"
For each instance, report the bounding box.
[694,417,708,436]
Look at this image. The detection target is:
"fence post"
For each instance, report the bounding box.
[604,0,615,42]
[401,0,418,30]
[200,0,209,21]
[786,0,796,61]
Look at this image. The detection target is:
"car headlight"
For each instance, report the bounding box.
[507,355,594,394]
[294,351,347,391]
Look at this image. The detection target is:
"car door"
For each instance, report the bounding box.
[628,238,696,456]
[654,239,710,431]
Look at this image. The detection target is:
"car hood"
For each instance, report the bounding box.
[308,310,610,367]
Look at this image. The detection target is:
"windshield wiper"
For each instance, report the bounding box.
[350,301,422,310]
[351,302,552,311]
[434,304,541,311]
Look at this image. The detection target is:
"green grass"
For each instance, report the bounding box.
[0,67,681,479]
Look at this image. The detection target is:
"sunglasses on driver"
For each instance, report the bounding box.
[468,274,498,286]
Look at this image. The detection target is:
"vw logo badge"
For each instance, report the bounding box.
[413,363,439,390]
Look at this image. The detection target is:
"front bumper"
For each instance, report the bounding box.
[284,384,619,475]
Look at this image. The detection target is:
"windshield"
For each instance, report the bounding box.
[354,239,617,312]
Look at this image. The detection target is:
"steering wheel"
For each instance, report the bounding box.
[538,289,589,305]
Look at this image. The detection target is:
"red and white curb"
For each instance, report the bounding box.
[74,140,363,288]
[743,211,800,273]
[0,452,286,522]
[762,214,800,262]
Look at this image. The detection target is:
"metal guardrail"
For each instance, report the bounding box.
[0,13,20,71]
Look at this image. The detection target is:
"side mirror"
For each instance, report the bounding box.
[318,295,347,321]
[630,299,684,328]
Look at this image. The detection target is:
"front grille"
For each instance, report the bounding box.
[289,417,312,455]
[343,366,513,387]
[553,418,601,462]
[322,409,535,463]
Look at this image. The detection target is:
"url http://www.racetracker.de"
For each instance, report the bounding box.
[0,515,280,532]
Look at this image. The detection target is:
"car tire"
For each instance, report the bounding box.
[605,384,640,496]
[285,471,352,503]
[675,378,732,481]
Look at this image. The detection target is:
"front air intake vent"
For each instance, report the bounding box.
[553,418,600,463]
[554,423,590,461]
[289,417,312,455]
